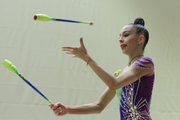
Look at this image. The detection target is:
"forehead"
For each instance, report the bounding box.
[120,25,135,34]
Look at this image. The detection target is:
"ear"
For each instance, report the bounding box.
[138,35,145,45]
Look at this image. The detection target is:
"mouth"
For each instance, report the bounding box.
[120,44,127,50]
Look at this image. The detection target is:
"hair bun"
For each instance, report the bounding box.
[134,18,145,26]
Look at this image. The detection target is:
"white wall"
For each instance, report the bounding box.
[0,0,179,120]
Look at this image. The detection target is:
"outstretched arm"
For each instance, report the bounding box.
[62,38,154,90]
[49,87,116,116]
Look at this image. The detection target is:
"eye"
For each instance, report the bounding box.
[124,33,130,37]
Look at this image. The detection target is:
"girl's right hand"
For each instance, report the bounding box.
[49,102,68,116]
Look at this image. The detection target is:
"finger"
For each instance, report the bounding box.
[62,48,77,54]
[55,111,61,116]
[54,108,61,114]
[62,47,73,51]
[50,104,56,109]
[79,37,87,54]
[62,46,78,51]
[52,105,59,110]
[66,51,74,54]
[80,37,85,48]
[72,55,77,58]
[56,111,63,116]
[49,104,54,109]
[55,108,62,116]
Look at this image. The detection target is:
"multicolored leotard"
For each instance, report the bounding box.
[114,57,154,120]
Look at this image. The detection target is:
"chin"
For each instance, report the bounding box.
[121,50,130,56]
[121,50,127,54]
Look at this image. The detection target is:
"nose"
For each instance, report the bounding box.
[119,37,124,43]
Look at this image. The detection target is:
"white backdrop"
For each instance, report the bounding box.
[0,0,180,120]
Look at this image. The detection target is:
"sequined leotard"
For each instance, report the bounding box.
[114,57,154,120]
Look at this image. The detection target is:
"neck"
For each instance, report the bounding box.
[127,47,144,66]
[128,54,144,66]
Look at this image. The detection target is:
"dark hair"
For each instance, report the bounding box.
[129,18,149,50]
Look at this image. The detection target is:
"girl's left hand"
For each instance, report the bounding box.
[62,37,88,61]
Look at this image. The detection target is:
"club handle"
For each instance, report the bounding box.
[19,74,52,104]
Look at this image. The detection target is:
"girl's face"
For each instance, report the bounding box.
[119,25,141,55]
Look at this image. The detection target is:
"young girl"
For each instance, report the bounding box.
[49,18,155,120]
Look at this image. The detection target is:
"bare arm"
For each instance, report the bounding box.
[50,87,116,116]
[85,56,153,90]
[62,38,154,90]
[67,87,116,114]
